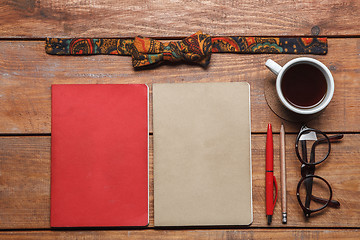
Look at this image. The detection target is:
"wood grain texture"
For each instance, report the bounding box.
[0,135,359,229]
[0,136,50,229]
[0,229,360,240]
[0,38,359,134]
[1,0,360,38]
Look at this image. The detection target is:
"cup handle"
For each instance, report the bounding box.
[265,59,282,75]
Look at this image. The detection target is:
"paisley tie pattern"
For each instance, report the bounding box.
[211,36,327,54]
[45,31,328,68]
[131,32,212,67]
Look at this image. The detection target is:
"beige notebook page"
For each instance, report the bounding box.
[153,82,252,226]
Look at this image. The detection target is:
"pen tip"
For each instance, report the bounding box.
[267,215,272,225]
[282,213,287,224]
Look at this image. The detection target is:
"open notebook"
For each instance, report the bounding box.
[51,84,149,227]
[153,82,252,226]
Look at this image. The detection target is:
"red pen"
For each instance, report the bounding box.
[266,123,278,225]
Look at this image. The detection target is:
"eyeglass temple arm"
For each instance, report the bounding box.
[304,178,314,210]
[301,140,308,163]
[311,195,340,208]
[300,141,314,209]
[310,134,344,162]
[316,134,344,144]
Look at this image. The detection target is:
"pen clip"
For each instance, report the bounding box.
[272,175,278,211]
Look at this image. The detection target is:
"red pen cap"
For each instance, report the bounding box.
[266,123,273,171]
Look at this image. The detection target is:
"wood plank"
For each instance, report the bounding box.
[1,0,360,38]
[0,229,360,240]
[0,38,359,134]
[0,134,359,229]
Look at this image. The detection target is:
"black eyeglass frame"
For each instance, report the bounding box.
[295,126,342,217]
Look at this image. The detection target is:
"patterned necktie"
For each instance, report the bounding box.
[45,31,327,68]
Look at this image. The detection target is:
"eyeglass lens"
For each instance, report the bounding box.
[298,175,331,212]
[296,130,330,165]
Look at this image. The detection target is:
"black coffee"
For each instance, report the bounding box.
[281,63,327,108]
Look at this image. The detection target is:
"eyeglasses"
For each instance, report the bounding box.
[295,126,343,217]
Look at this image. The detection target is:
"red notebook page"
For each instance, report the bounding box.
[51,84,148,227]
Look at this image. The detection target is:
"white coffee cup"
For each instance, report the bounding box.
[265,57,334,115]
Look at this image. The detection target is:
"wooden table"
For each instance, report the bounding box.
[0,0,359,239]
